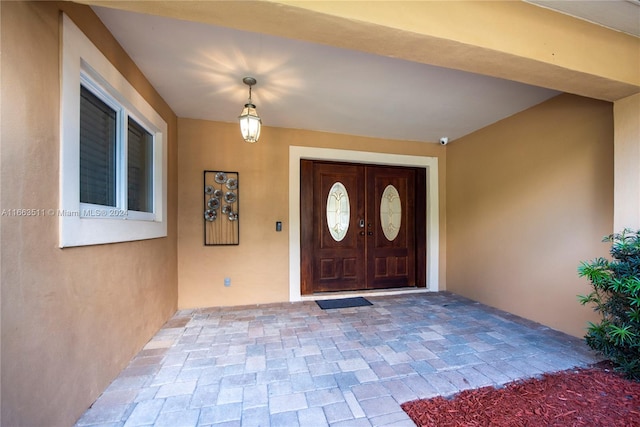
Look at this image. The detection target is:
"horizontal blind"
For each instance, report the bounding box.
[79,85,116,207]
[127,118,153,213]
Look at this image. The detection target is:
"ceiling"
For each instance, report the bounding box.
[526,0,640,38]
[92,2,637,144]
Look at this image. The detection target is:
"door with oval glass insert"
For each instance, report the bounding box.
[301,161,365,293]
[366,166,416,289]
[301,160,425,294]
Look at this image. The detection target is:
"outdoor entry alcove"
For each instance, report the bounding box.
[301,160,427,294]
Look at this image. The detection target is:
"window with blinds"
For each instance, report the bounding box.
[60,13,167,247]
[78,82,155,215]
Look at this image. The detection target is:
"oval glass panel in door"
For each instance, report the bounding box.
[380,184,402,241]
[326,182,350,242]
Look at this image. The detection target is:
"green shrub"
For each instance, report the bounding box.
[578,229,640,380]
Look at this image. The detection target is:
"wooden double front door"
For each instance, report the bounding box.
[301,160,426,294]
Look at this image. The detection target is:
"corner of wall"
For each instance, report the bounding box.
[613,92,640,231]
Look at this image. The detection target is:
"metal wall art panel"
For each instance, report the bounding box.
[204,170,239,245]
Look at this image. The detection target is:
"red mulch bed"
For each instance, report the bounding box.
[402,363,640,426]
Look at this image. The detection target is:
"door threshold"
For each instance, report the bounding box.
[301,287,432,301]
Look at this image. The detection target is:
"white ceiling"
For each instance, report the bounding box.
[92,2,636,144]
[526,0,640,38]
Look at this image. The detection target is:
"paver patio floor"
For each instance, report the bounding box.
[75,292,599,427]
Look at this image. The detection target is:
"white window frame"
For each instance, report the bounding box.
[60,14,167,247]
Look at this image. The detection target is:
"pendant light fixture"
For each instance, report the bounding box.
[238,77,261,143]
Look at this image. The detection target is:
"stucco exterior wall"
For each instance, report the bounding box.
[177,119,446,308]
[614,93,640,231]
[0,2,178,426]
[446,94,613,338]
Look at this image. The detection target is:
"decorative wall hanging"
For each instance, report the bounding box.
[204,170,239,245]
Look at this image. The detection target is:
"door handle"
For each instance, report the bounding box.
[367,231,373,236]
[359,231,365,236]
[358,219,365,228]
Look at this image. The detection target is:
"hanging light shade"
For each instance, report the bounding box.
[238,77,261,143]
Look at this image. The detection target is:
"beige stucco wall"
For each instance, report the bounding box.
[1,2,178,426]
[446,94,613,338]
[614,93,640,231]
[177,119,446,308]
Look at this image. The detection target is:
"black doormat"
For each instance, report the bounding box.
[316,297,373,310]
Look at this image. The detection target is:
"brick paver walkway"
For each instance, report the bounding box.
[75,292,599,426]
